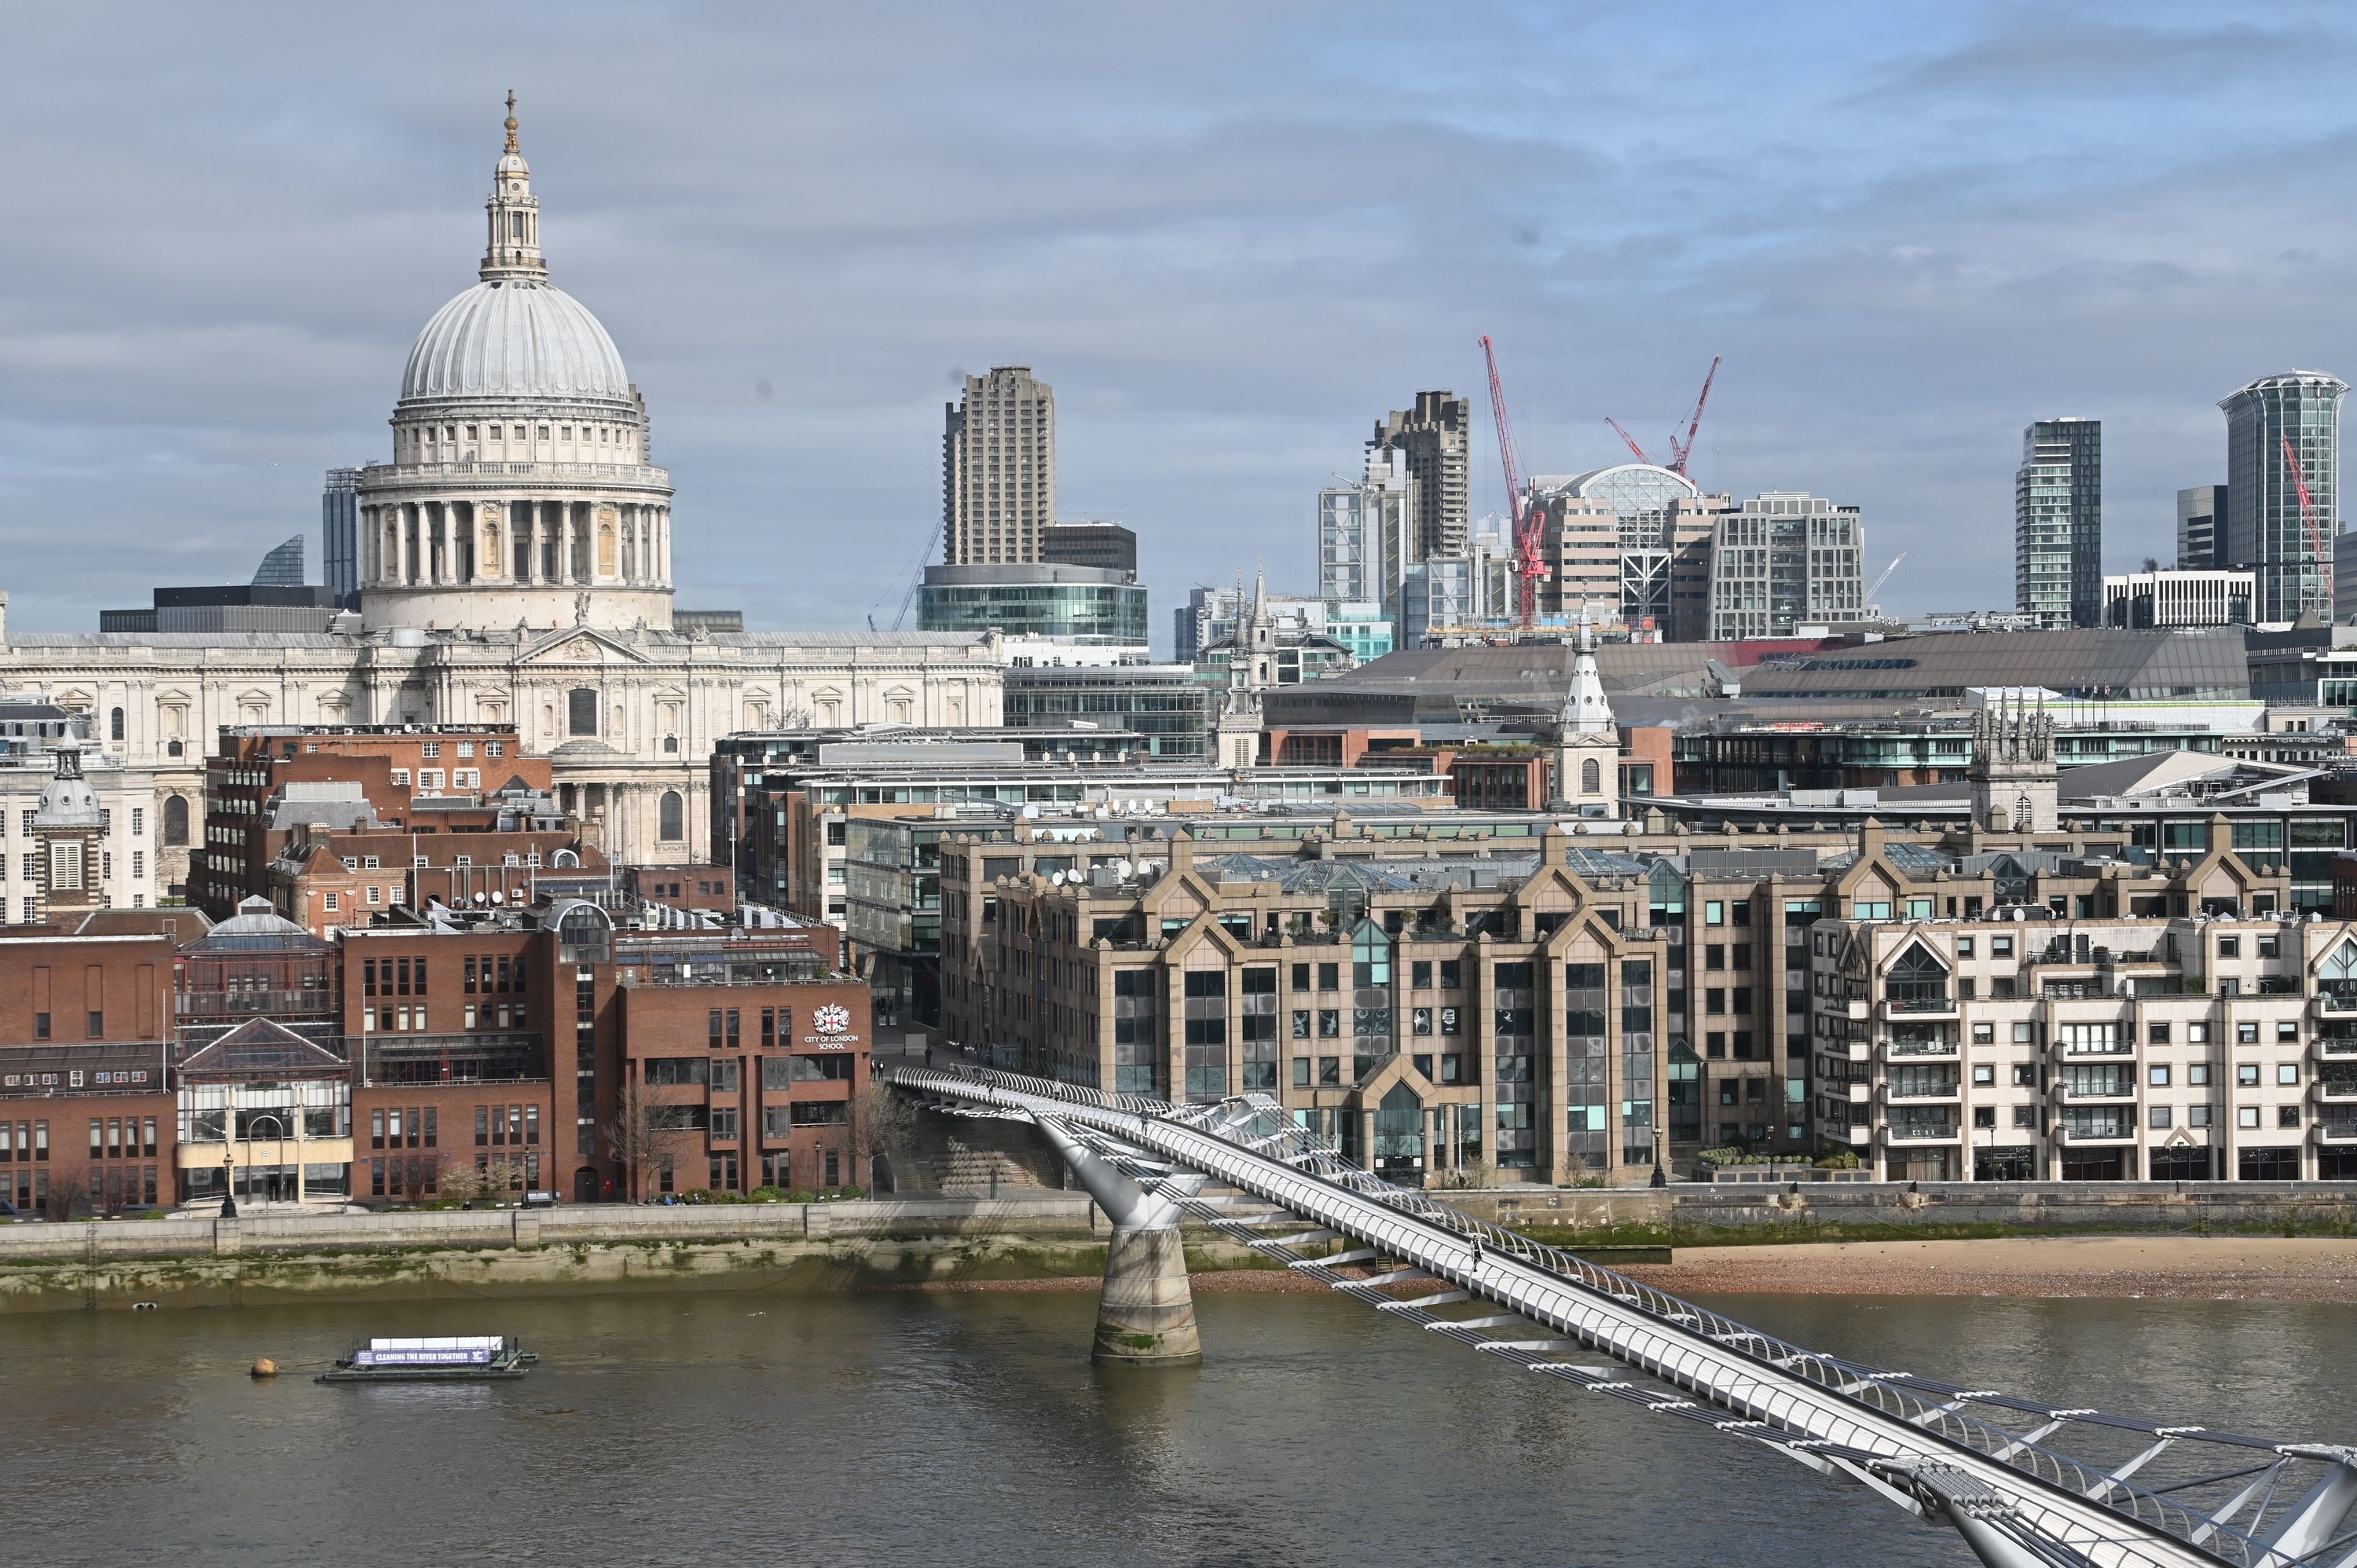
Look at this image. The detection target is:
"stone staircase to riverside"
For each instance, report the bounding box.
[907,1109,1065,1196]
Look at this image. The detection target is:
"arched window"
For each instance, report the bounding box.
[166,739,184,759]
[1373,1083,1424,1169]
[659,790,685,841]
[162,796,189,847]
[109,707,125,742]
[662,735,679,755]
[1351,917,1391,987]
[567,687,598,737]
[1580,757,1601,794]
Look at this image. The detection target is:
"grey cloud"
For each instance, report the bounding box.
[2,1,2356,640]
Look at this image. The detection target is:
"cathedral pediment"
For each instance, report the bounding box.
[517,626,651,667]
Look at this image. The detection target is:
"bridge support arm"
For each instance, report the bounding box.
[1037,1118,1200,1365]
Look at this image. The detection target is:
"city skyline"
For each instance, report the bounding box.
[4,5,2357,635]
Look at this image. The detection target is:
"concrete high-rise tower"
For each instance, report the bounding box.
[942,367,1056,566]
[2014,418,2102,629]
[1372,392,1470,562]
[2221,371,2344,623]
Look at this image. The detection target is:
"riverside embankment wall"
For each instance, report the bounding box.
[5,1182,2355,1312]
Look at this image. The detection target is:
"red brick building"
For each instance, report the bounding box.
[0,930,178,1216]
[583,916,866,1201]
[271,828,605,937]
[0,882,861,1214]
[199,724,552,918]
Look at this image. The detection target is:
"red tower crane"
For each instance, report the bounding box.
[2283,434,2333,616]
[1666,355,1721,476]
[1603,417,1651,466]
[1600,356,1721,476]
[1479,334,1544,627]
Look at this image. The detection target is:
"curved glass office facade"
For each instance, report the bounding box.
[918,564,1148,646]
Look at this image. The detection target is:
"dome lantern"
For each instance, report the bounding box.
[480,90,547,284]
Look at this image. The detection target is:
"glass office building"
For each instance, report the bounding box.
[2222,372,2344,624]
[918,563,1148,647]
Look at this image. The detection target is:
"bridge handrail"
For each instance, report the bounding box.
[889,1063,2340,1568]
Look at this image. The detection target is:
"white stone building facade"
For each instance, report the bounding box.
[0,102,1003,901]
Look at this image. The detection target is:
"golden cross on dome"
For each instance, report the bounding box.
[504,90,519,153]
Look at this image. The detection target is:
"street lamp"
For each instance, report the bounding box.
[1651,1126,1667,1188]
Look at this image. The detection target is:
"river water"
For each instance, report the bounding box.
[8,1286,2353,1566]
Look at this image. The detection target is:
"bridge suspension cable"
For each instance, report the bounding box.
[892,1065,2357,1568]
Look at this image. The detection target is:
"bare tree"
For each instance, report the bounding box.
[857,1079,918,1193]
[605,1077,669,1203]
[1446,1156,1497,1192]
[438,1156,512,1207]
[43,1173,90,1222]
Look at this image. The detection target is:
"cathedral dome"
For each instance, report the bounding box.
[400,280,630,405]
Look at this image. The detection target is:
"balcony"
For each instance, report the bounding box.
[1882,1039,1959,1061]
[2058,1080,2138,1102]
[2058,1119,2137,1144]
[1882,1118,1960,1144]
[2315,991,2357,1017]
[178,988,339,1019]
[2315,1113,2357,1144]
[1882,995,1956,1020]
[362,459,668,483]
[1882,1083,1961,1105]
[359,1031,544,1086]
[2318,1073,2357,1101]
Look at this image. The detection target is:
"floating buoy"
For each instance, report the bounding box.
[131,1302,159,1311]
[250,1358,278,1378]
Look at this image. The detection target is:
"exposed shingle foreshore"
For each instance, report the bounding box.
[1620,1236,2357,1302]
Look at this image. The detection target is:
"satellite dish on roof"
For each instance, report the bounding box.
[1050,870,1066,885]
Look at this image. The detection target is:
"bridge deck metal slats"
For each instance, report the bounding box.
[1380,1290,1473,1312]
[1288,1249,1376,1270]
[896,1069,2323,1568]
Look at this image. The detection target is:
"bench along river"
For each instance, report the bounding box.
[8,1288,2352,1566]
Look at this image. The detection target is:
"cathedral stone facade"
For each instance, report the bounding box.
[0,102,1003,900]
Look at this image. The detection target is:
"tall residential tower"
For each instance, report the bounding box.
[942,366,1056,566]
[2222,372,2343,623]
[2014,417,2102,630]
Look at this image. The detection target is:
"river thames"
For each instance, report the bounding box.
[9,1288,2352,1566]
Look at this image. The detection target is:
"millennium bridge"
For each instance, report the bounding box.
[891,1064,2357,1568]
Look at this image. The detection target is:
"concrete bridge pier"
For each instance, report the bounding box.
[1036,1119,1200,1365]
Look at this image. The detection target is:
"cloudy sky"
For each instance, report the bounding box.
[2,2,2353,644]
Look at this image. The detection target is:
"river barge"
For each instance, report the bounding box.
[316,1335,535,1383]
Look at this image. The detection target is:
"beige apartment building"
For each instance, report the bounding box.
[1814,819,2356,1181]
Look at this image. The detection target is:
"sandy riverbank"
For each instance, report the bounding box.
[1622,1235,2357,1302]
[907,1237,2357,1302]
